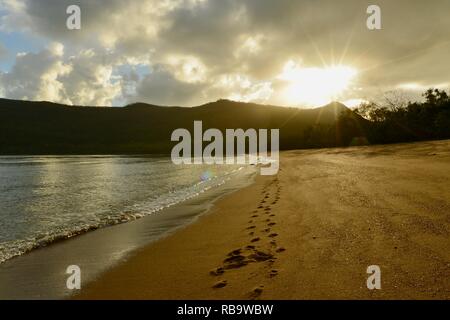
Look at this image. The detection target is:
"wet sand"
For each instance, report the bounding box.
[76,140,450,299]
[0,166,255,299]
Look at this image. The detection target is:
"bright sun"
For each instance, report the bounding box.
[278,61,357,106]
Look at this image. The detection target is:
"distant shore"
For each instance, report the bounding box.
[76,140,450,299]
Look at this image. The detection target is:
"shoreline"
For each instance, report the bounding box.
[75,173,278,300]
[0,164,256,299]
[76,140,450,300]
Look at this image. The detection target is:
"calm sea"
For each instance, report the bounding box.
[0,155,255,264]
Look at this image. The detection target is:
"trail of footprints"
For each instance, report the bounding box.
[210,178,285,299]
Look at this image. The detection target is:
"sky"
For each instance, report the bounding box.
[0,0,449,107]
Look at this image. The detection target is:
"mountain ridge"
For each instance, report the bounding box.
[0,97,350,111]
[0,98,366,155]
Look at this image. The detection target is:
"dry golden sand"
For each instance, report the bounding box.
[76,140,450,299]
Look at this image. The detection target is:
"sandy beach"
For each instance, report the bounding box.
[76,140,450,300]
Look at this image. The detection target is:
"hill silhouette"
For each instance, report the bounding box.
[0,98,366,155]
[2,92,449,155]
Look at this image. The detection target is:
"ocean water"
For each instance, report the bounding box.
[0,156,255,264]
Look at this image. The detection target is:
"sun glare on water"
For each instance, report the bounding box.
[278,61,357,106]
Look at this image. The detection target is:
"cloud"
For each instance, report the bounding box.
[0,43,71,103]
[0,0,449,106]
[0,43,122,106]
[134,66,205,106]
[59,49,122,106]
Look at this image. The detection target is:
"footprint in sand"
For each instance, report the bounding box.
[213,280,227,288]
[248,250,273,262]
[269,269,278,278]
[268,222,276,227]
[216,247,273,274]
[250,237,260,243]
[251,214,258,218]
[276,247,286,253]
[247,225,256,230]
[249,286,264,299]
[224,254,248,269]
[269,233,278,238]
[210,267,225,276]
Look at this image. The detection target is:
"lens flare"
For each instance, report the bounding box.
[200,170,213,182]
